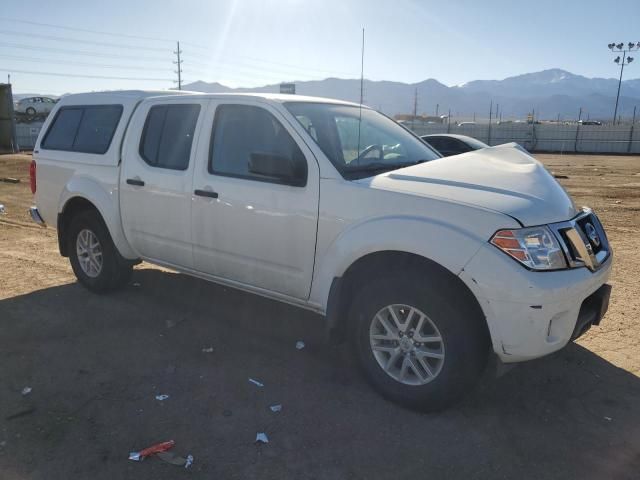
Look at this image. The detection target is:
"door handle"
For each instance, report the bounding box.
[126,178,145,186]
[194,189,219,199]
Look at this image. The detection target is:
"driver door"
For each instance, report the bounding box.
[191,101,320,300]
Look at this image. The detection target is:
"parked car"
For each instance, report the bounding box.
[30,91,612,411]
[579,120,602,126]
[15,96,57,116]
[421,133,489,157]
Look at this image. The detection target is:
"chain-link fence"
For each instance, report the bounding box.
[410,122,640,154]
[15,122,44,150]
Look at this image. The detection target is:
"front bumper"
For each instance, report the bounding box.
[460,242,613,363]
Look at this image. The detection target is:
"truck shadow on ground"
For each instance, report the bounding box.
[1,267,639,480]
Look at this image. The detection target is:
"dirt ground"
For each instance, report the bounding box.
[1,153,639,479]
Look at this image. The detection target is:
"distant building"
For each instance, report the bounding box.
[280,83,296,94]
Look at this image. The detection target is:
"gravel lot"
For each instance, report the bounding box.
[1,153,639,479]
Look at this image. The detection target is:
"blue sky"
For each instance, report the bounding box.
[1,0,639,95]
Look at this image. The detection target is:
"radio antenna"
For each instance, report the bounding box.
[356,28,365,165]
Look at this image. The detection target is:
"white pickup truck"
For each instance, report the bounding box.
[29,90,612,410]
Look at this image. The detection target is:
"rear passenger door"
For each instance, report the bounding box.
[120,99,208,268]
[190,101,319,300]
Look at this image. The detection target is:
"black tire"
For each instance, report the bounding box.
[26,107,36,116]
[349,268,489,412]
[67,209,133,293]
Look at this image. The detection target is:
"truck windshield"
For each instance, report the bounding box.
[284,102,440,179]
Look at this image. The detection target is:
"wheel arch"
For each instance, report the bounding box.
[325,250,488,344]
[57,181,136,259]
[57,196,102,256]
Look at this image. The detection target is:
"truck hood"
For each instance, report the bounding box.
[365,143,578,226]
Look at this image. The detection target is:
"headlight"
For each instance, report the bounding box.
[490,226,567,270]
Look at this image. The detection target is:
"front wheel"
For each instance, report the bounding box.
[67,210,133,292]
[349,271,489,411]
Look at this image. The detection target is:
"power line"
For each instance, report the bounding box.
[181,56,347,81]
[0,68,172,82]
[174,41,183,90]
[0,53,172,72]
[184,51,356,77]
[0,29,169,52]
[0,16,175,43]
[0,41,169,62]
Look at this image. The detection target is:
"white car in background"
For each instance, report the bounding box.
[15,96,58,116]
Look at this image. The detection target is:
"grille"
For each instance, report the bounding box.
[549,209,611,272]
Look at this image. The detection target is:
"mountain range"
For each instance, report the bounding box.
[183,69,640,121]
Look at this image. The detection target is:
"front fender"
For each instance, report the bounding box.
[310,214,514,312]
[59,175,137,259]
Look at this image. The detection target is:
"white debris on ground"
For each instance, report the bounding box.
[295,341,305,350]
[270,404,282,413]
[155,394,170,401]
[255,432,269,444]
[21,387,32,396]
[248,378,264,387]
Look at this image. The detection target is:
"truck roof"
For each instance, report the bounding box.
[58,90,361,108]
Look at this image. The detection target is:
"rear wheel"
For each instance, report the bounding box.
[349,270,489,411]
[67,210,132,292]
[26,107,36,116]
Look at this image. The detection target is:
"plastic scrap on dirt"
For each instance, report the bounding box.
[155,394,170,401]
[248,378,264,387]
[295,341,305,350]
[255,432,269,444]
[0,204,5,215]
[129,440,175,461]
[128,440,193,468]
[201,347,214,353]
[269,404,282,413]
[156,451,194,469]
[0,177,20,184]
[21,387,32,396]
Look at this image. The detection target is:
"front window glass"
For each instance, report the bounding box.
[209,104,307,185]
[284,102,440,178]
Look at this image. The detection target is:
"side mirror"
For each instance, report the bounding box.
[248,152,307,187]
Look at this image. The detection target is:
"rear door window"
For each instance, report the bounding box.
[139,104,201,170]
[41,105,123,154]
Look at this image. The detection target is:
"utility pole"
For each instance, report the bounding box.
[359,28,365,105]
[435,103,439,117]
[412,87,418,130]
[608,42,638,124]
[6,74,9,84]
[488,100,493,145]
[174,41,183,90]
